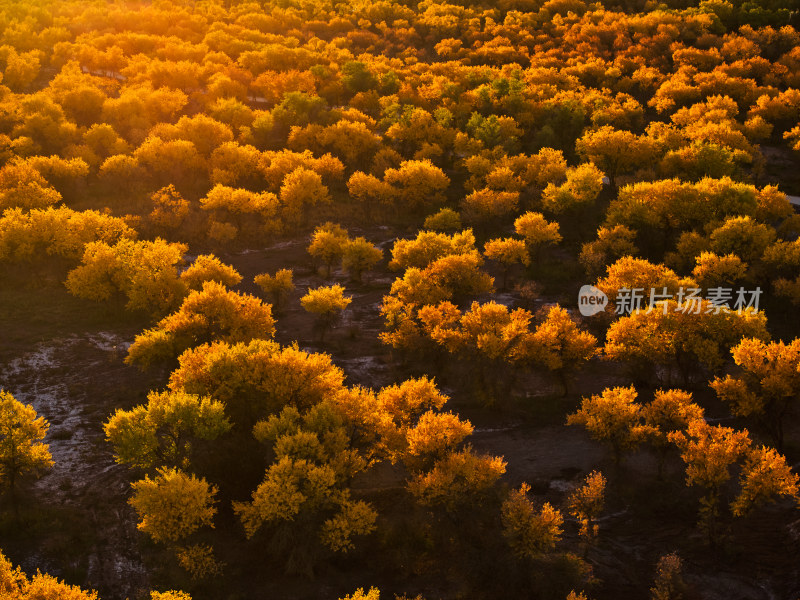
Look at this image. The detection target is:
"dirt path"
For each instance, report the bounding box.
[0,329,158,598]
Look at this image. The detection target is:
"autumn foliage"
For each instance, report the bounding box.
[2,0,800,597]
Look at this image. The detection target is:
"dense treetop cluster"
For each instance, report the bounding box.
[1,0,800,598]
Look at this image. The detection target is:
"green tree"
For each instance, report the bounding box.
[341,61,377,94]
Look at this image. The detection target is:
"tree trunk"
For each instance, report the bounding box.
[9,468,18,521]
[557,368,569,397]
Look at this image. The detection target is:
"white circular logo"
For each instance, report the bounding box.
[578,285,608,316]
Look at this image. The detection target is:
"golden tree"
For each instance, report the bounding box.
[691,252,747,289]
[566,471,606,542]
[650,553,687,600]
[179,254,242,291]
[708,215,776,263]
[380,253,494,351]
[408,447,506,512]
[594,256,687,309]
[200,184,280,241]
[129,467,218,544]
[528,306,598,394]
[300,285,352,342]
[0,161,62,211]
[149,184,190,231]
[341,237,383,283]
[65,238,188,316]
[389,229,477,271]
[0,391,53,515]
[383,159,450,216]
[280,167,331,228]
[126,282,275,369]
[641,389,704,479]
[308,222,349,278]
[514,212,562,260]
[0,549,99,599]
[483,237,529,289]
[254,269,295,311]
[151,592,193,600]
[579,225,639,279]
[730,445,800,517]
[711,338,800,451]
[460,188,520,229]
[105,390,231,470]
[169,339,345,429]
[339,588,380,600]
[233,455,377,574]
[604,301,769,385]
[501,483,563,558]
[567,386,653,466]
[346,170,396,220]
[540,163,604,214]
[668,420,751,544]
[575,126,658,186]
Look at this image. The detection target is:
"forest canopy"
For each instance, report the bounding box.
[1,0,799,598]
